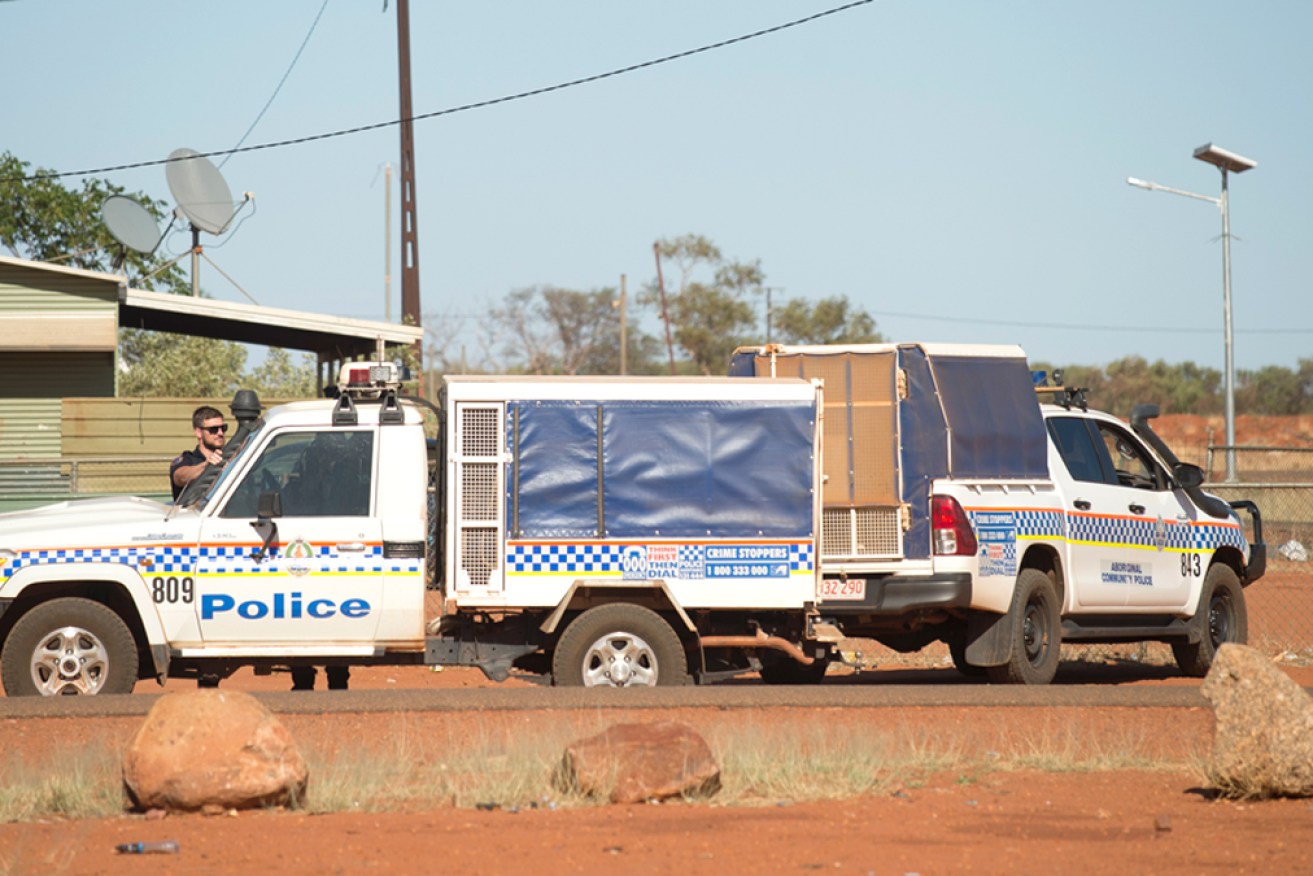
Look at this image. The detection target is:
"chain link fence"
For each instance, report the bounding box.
[1206,446,1313,666]
[0,457,173,511]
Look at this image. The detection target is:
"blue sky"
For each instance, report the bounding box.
[4,0,1311,372]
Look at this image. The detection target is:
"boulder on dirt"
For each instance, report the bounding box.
[122,690,308,812]
[1201,643,1313,798]
[556,721,721,804]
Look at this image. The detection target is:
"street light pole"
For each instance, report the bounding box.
[1126,143,1255,482]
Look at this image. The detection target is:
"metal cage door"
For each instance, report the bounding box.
[452,402,505,593]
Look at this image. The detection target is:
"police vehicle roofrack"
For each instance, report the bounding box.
[333,361,409,426]
[1031,368,1088,411]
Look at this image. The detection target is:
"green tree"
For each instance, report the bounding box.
[489,285,660,375]
[646,234,760,374]
[119,331,248,397]
[772,295,882,345]
[2,152,316,397]
[248,348,320,398]
[2,152,181,290]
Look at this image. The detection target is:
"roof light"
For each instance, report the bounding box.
[337,361,404,399]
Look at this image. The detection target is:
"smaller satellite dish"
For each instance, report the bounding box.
[102,195,163,254]
[166,147,236,235]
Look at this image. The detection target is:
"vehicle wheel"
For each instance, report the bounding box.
[1172,564,1247,677]
[759,652,830,685]
[985,569,1061,685]
[552,604,687,687]
[1,598,138,696]
[948,638,987,679]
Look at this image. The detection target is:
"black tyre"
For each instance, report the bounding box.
[759,652,829,685]
[1172,563,1247,677]
[985,569,1061,685]
[552,604,687,687]
[1,598,139,696]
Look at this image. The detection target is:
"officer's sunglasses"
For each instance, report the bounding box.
[202,424,229,435]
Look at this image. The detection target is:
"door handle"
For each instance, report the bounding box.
[1128,503,1146,515]
[1073,499,1091,511]
[336,542,367,552]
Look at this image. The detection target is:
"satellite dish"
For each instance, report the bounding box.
[165,147,237,235]
[102,195,163,254]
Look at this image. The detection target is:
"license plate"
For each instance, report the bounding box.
[819,578,866,601]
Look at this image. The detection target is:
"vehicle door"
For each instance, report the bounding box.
[1090,420,1191,608]
[1046,416,1186,609]
[193,427,385,645]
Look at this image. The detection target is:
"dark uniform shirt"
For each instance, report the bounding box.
[169,446,207,501]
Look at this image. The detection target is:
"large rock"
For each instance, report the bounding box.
[122,690,308,811]
[1201,643,1313,798]
[556,721,721,804]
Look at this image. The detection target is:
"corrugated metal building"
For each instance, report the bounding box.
[0,256,423,506]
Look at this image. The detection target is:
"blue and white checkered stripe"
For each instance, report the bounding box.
[0,543,418,579]
[1013,510,1065,539]
[973,506,1246,555]
[1065,514,1245,552]
[507,543,623,574]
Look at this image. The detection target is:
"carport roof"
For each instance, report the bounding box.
[0,257,421,359]
[118,286,422,360]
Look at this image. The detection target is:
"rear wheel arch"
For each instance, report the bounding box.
[1019,544,1065,607]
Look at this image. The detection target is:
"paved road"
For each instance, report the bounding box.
[0,683,1218,720]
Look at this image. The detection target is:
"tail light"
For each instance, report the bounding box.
[932,495,978,556]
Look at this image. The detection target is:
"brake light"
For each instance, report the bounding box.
[931,495,978,556]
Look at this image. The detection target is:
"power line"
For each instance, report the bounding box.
[219,0,331,169]
[871,308,1313,335]
[5,0,875,183]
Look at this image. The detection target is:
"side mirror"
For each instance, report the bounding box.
[250,491,283,562]
[1173,463,1205,490]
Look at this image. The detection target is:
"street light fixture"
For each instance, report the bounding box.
[1127,142,1256,482]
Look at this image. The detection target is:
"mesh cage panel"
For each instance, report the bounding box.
[821,508,853,557]
[460,528,499,589]
[854,506,901,556]
[821,507,901,559]
[460,408,500,457]
[460,463,498,521]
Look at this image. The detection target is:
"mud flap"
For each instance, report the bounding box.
[963,609,1012,667]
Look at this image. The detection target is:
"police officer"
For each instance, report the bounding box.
[170,406,226,501]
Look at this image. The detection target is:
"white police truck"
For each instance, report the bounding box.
[0,345,1266,694]
[0,366,829,694]
[730,343,1265,684]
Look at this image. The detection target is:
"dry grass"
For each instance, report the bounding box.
[0,747,125,822]
[0,711,1208,824]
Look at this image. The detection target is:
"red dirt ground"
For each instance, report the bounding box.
[2,569,1310,875]
[4,665,1313,874]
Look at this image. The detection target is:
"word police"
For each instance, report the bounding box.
[201,592,371,620]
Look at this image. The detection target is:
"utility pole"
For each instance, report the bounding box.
[396,0,423,370]
[653,242,676,375]
[617,274,628,375]
[384,161,392,323]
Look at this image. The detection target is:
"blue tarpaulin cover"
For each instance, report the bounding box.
[899,346,1046,557]
[510,400,815,539]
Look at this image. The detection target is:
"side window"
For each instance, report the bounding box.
[1095,423,1162,491]
[221,430,375,518]
[1046,417,1113,485]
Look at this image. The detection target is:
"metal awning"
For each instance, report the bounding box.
[118,286,422,360]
